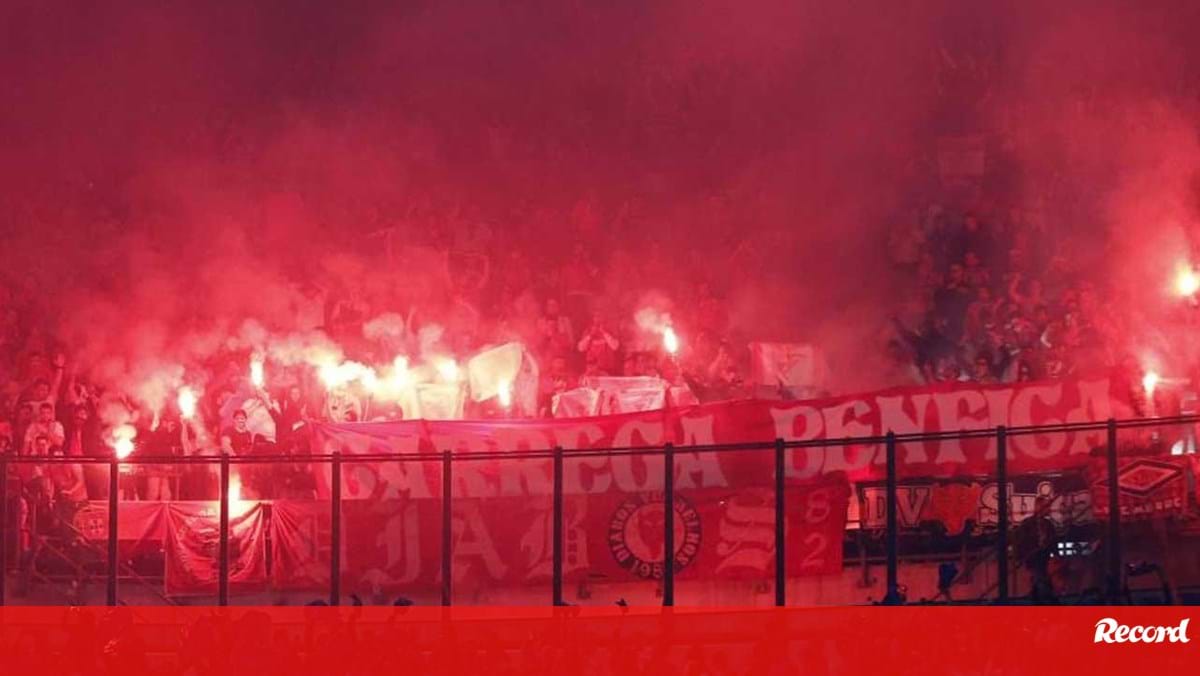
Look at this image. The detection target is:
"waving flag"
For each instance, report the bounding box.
[749,342,827,398]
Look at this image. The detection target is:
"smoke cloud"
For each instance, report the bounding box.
[3,0,1200,410]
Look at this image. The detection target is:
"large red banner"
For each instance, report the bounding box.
[67,484,846,595]
[64,378,1141,596]
[298,474,852,596]
[310,377,1133,501]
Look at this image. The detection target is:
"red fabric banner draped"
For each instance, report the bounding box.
[164,502,268,595]
[75,501,169,560]
[288,377,1133,596]
[329,475,850,595]
[76,501,167,542]
[310,377,1135,502]
[270,500,333,591]
[92,378,1141,596]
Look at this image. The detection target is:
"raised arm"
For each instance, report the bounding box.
[48,352,67,405]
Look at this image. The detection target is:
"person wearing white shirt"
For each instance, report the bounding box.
[23,402,64,455]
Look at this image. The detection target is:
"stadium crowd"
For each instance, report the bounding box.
[0,193,1153,501]
[0,28,1188,532]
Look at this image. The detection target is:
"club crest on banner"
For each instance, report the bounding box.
[607,492,701,580]
[1090,457,1189,520]
[179,509,250,577]
[73,504,109,540]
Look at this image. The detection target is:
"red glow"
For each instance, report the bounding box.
[177,386,198,419]
[250,358,265,388]
[1175,267,1199,297]
[663,326,680,355]
[112,424,137,459]
[1142,370,1159,396]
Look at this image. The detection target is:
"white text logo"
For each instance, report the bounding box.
[1094,618,1190,643]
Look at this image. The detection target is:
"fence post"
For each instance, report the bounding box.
[996,425,1009,604]
[883,432,901,605]
[663,443,675,607]
[219,454,230,606]
[330,451,342,606]
[108,458,119,606]
[1,457,7,607]
[774,438,786,607]
[441,450,453,607]
[1106,418,1121,602]
[552,446,564,606]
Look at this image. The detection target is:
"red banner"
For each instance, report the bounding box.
[329,475,850,595]
[75,501,167,545]
[289,377,1137,596]
[164,502,268,595]
[704,477,851,579]
[270,500,333,591]
[311,377,1133,502]
[855,471,1095,535]
[56,379,1140,597]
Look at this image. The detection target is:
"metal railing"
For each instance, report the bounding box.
[0,414,1192,606]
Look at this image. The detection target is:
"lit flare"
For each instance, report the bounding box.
[378,356,412,396]
[1176,265,1200,297]
[112,424,137,460]
[250,358,265,388]
[319,360,377,390]
[436,358,460,383]
[177,386,198,420]
[1142,370,1160,396]
[662,326,680,355]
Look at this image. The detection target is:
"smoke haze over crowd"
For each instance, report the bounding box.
[3,0,1200,411]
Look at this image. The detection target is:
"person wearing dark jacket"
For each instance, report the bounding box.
[61,401,107,499]
[265,385,308,454]
[1015,496,1060,604]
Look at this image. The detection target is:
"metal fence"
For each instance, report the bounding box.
[1,414,1194,606]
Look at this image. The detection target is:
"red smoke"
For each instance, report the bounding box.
[3,0,1200,421]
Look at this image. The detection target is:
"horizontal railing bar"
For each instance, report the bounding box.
[4,413,1193,464]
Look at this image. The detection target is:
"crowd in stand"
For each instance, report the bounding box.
[3,26,1196,581]
[0,189,767,513]
[0,187,772,596]
[886,205,1125,387]
[0,198,1153,508]
[0,185,768,434]
[3,158,1190,515]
